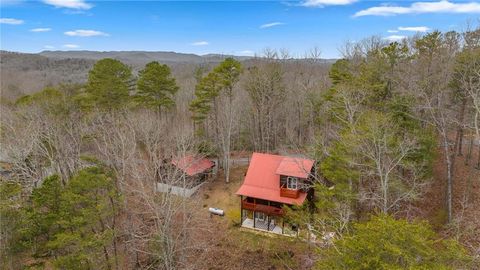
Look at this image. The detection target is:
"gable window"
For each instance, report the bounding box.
[287,176,298,190]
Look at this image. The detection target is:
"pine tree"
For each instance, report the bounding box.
[0,182,24,267]
[318,215,471,269]
[86,58,134,109]
[189,69,222,123]
[135,61,179,111]
[48,167,119,269]
[18,168,120,269]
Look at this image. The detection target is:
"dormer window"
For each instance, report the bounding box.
[286,176,298,190]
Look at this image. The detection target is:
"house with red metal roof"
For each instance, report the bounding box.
[236,152,315,235]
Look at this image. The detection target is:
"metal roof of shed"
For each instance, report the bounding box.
[172,155,214,176]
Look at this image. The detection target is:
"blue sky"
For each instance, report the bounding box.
[1,0,479,58]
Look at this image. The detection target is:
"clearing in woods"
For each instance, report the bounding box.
[194,148,480,269]
[195,163,313,270]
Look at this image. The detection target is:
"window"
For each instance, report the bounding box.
[287,176,298,190]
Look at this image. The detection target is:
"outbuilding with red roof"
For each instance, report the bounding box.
[156,154,216,197]
[172,155,215,177]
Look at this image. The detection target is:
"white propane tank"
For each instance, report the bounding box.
[208,207,224,216]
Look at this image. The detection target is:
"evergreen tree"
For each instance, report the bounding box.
[0,181,24,267]
[212,57,242,96]
[17,168,120,269]
[189,58,242,123]
[86,58,134,109]
[135,61,179,111]
[189,71,222,123]
[29,175,63,253]
[318,215,471,270]
[48,167,119,269]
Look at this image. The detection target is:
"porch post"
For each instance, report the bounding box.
[240,196,243,225]
[253,198,256,229]
[267,201,270,231]
[267,215,270,231]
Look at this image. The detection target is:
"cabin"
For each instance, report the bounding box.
[171,155,215,186]
[156,154,215,197]
[236,152,315,235]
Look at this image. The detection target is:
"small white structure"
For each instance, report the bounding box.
[208,207,224,216]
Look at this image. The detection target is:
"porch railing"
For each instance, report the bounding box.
[280,186,300,199]
[241,200,284,216]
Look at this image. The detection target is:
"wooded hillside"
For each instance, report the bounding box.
[1,29,479,269]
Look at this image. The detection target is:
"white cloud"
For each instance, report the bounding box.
[43,45,55,49]
[64,29,109,37]
[0,18,24,25]
[301,0,356,7]
[31,28,52,32]
[260,22,285,29]
[43,0,92,10]
[398,26,430,32]
[354,0,480,17]
[238,50,254,56]
[63,44,79,48]
[386,26,430,34]
[191,41,209,46]
[383,35,407,42]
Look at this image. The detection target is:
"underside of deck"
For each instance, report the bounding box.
[241,218,284,234]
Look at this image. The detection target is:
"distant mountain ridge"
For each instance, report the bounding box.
[2,50,251,100]
[38,50,253,64]
[1,50,336,101]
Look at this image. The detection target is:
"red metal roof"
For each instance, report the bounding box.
[235,153,314,205]
[275,157,314,179]
[172,155,214,176]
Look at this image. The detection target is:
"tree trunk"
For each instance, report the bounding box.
[456,99,467,156]
[224,94,233,183]
[442,133,455,223]
[477,143,480,169]
[465,135,474,166]
[213,98,220,167]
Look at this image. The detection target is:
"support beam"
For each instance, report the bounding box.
[240,195,243,225]
[253,198,257,229]
[267,201,270,231]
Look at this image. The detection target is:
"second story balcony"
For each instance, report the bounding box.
[280,185,300,199]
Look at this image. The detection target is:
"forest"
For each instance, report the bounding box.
[1,28,480,269]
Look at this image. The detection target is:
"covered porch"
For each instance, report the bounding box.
[241,216,283,234]
[240,209,297,236]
